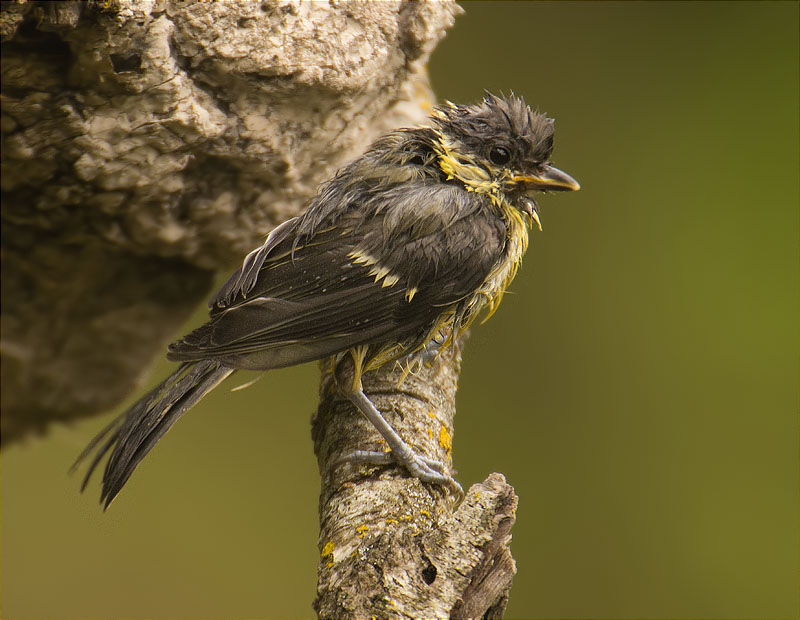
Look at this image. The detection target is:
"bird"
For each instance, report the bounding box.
[74,92,579,508]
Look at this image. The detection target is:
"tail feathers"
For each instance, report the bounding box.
[73,359,233,509]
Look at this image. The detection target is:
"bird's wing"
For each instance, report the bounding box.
[210,216,301,310]
[169,185,507,368]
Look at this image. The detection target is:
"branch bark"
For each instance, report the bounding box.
[313,339,518,618]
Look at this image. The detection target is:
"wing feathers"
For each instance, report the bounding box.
[173,188,507,371]
[212,216,301,310]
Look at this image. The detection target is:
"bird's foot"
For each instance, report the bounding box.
[338,448,464,501]
[344,388,463,502]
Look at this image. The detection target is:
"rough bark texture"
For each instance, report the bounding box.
[0,0,462,442]
[313,340,518,618]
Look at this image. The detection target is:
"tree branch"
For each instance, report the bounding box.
[312,339,518,618]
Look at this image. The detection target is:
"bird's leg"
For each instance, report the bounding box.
[338,378,463,500]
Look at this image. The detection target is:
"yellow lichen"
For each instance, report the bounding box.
[439,425,452,455]
[321,541,335,568]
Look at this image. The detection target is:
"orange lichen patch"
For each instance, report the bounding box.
[427,429,433,439]
[385,518,399,526]
[356,524,369,539]
[438,425,452,455]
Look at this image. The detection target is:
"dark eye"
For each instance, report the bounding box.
[489,146,511,166]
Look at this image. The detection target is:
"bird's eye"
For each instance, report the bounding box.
[489,146,511,166]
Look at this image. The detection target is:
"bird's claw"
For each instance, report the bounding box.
[338,448,463,501]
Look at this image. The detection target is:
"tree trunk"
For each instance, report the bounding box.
[0,0,461,442]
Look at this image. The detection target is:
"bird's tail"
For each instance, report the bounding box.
[72,359,234,508]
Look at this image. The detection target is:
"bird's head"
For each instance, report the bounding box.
[430,92,579,226]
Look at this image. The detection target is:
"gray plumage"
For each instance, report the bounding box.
[76,92,579,507]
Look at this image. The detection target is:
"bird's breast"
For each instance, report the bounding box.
[469,200,530,324]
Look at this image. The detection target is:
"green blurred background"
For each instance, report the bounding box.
[2,2,797,618]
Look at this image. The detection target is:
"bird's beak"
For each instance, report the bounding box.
[513,165,580,192]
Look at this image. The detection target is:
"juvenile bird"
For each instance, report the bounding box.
[76,92,579,507]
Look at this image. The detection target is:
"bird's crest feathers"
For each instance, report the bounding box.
[430,92,555,166]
